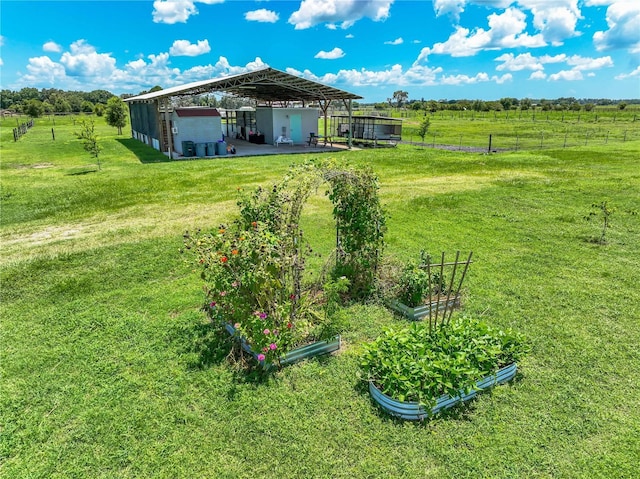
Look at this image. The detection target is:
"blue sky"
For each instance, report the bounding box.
[1,0,639,102]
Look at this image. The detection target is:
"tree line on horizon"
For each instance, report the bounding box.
[1,86,637,118]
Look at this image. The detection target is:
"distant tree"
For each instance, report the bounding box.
[570,102,582,111]
[417,116,431,143]
[584,103,595,112]
[149,85,163,93]
[51,93,71,113]
[67,93,84,112]
[94,103,105,117]
[42,101,54,114]
[499,97,517,110]
[392,90,409,108]
[618,102,627,110]
[85,89,114,104]
[427,100,439,112]
[471,100,484,111]
[18,87,40,102]
[81,100,95,113]
[24,99,44,118]
[1,89,16,109]
[105,97,128,135]
[76,118,102,170]
[520,98,532,111]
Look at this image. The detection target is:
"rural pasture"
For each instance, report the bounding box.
[1,114,639,478]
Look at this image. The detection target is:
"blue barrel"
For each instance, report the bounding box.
[195,143,206,157]
[206,142,215,156]
[216,141,227,156]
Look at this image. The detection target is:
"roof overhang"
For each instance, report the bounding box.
[124,67,362,104]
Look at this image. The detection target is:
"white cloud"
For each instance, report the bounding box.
[169,39,211,56]
[345,34,355,39]
[288,0,393,30]
[414,8,545,62]
[566,54,613,70]
[495,53,543,71]
[152,0,223,24]
[385,37,404,45]
[440,71,512,85]
[22,56,67,85]
[179,56,268,82]
[529,70,547,80]
[288,63,443,88]
[245,9,279,23]
[593,1,640,53]
[315,47,345,60]
[615,65,640,79]
[60,40,117,77]
[549,70,584,81]
[494,52,575,71]
[519,0,582,46]
[43,41,62,53]
[432,1,582,45]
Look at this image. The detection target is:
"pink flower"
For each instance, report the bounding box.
[257,354,265,361]
[259,312,267,319]
[234,323,240,329]
[232,281,239,288]
[219,291,227,297]
[269,343,277,351]
[263,347,269,352]
[209,301,217,308]
[263,329,270,335]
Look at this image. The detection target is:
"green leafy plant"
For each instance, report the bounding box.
[361,317,528,409]
[326,163,386,298]
[394,251,446,307]
[585,200,615,244]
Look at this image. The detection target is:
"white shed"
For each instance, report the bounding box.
[171,107,223,156]
[255,107,319,145]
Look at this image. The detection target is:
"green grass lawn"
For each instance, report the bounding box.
[1,115,639,478]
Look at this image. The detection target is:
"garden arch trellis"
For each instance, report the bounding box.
[238,160,386,302]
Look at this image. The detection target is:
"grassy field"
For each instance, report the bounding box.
[1,115,639,478]
[325,106,640,151]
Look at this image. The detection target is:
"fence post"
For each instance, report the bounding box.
[515,135,519,151]
[563,132,568,148]
[52,128,55,141]
[540,132,544,149]
[488,134,492,153]
[432,133,436,148]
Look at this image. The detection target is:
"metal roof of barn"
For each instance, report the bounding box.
[124,67,362,104]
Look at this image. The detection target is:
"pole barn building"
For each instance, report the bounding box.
[124,67,362,159]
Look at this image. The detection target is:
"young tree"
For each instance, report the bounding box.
[417,116,431,143]
[76,118,103,170]
[105,97,128,135]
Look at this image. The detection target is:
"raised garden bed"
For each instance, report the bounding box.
[369,362,518,420]
[388,295,461,321]
[225,323,341,369]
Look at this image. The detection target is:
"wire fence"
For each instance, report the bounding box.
[400,127,640,153]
